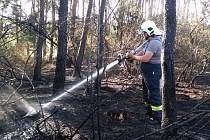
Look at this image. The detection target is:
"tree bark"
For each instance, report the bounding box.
[31,0,36,14]
[43,0,49,58]
[66,0,78,68]
[69,0,78,52]
[31,0,36,51]
[53,0,68,90]
[161,0,164,15]
[148,0,153,18]
[117,0,125,46]
[97,0,106,71]
[11,0,21,45]
[161,0,177,138]
[95,0,106,139]
[0,16,3,37]
[49,0,56,63]
[73,0,93,77]
[33,0,45,82]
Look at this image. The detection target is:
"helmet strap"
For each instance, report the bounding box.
[145,34,155,40]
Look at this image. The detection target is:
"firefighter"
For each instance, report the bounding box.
[126,20,163,123]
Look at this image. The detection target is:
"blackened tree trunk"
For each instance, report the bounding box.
[43,0,49,58]
[97,0,106,76]
[70,0,78,44]
[82,0,85,23]
[66,0,78,68]
[31,0,36,48]
[161,0,177,138]
[95,0,106,139]
[117,0,125,46]
[13,0,20,45]
[53,0,68,90]
[49,0,56,63]
[0,18,3,36]
[33,0,45,82]
[73,0,93,77]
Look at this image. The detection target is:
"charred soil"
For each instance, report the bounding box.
[1,69,210,140]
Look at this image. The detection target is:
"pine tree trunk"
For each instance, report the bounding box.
[95,0,106,139]
[148,0,153,17]
[0,17,3,37]
[69,0,78,52]
[33,0,45,82]
[66,0,78,68]
[161,0,177,138]
[31,0,36,48]
[161,0,165,15]
[13,0,20,45]
[43,0,49,58]
[53,0,68,90]
[144,0,147,19]
[73,0,93,77]
[82,0,85,23]
[117,0,124,46]
[97,0,106,70]
[49,0,56,63]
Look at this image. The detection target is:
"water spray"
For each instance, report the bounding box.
[42,60,120,108]
[25,58,125,117]
[25,41,148,117]
[0,85,39,117]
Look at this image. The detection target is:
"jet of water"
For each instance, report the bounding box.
[26,41,149,116]
[42,60,120,108]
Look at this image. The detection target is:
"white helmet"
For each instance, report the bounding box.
[140,20,162,36]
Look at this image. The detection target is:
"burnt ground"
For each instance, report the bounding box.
[1,68,210,140]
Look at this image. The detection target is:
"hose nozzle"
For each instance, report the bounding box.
[117,53,126,64]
